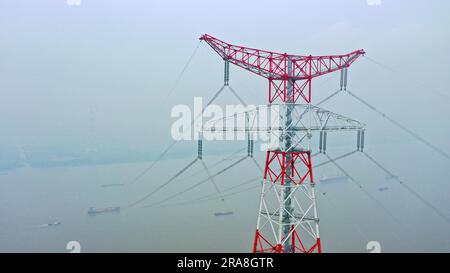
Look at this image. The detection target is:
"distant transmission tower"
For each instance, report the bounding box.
[200,35,365,253]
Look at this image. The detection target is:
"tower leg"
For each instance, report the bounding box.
[253,150,321,253]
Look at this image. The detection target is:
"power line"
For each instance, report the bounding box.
[129,157,199,207]
[152,152,320,208]
[200,159,225,201]
[322,153,407,234]
[157,172,373,251]
[174,147,247,182]
[318,190,370,244]
[361,151,450,225]
[128,140,177,186]
[162,176,262,207]
[316,89,341,106]
[313,62,450,162]
[125,42,203,186]
[139,156,249,209]
[163,41,203,103]
[346,90,450,162]
[314,150,357,169]
[197,184,260,204]
[150,152,391,250]
[312,65,450,225]
[362,55,450,101]
[126,83,230,186]
[250,157,264,173]
[129,146,247,207]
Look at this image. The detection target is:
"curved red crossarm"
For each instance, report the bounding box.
[200,34,365,103]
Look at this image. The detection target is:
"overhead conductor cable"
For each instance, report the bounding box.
[139,156,249,209]
[346,88,450,161]
[323,153,410,238]
[361,151,450,225]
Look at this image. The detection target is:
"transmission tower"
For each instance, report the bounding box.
[200,34,366,253]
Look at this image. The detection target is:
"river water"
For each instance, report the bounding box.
[1,142,449,253]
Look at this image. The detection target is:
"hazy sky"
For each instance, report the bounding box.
[1,0,450,253]
[0,0,449,155]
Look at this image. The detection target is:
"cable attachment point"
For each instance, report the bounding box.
[224,59,230,86]
[198,138,203,160]
[248,137,254,158]
[357,129,365,152]
[319,131,327,154]
[360,130,365,152]
[340,68,348,91]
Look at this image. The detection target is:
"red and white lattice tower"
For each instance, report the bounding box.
[200,34,365,253]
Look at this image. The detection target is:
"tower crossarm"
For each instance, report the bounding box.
[200,34,365,80]
[201,104,365,134]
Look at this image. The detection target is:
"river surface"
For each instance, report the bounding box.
[1,142,449,253]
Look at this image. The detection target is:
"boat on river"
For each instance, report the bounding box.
[88,206,120,215]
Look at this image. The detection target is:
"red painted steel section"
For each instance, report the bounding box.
[254,150,320,253]
[200,34,365,103]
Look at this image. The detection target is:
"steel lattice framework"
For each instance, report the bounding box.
[200,34,365,253]
[201,34,364,104]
